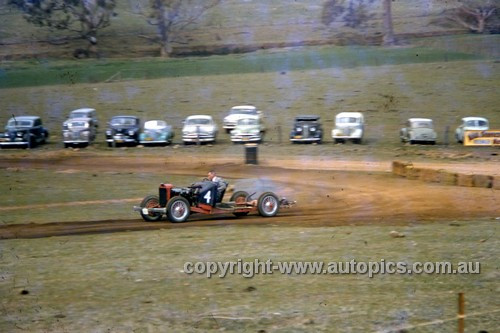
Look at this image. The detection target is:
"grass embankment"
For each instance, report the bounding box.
[0,43,486,89]
[1,220,498,332]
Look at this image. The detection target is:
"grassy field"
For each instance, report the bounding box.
[1,220,498,332]
[1,39,498,152]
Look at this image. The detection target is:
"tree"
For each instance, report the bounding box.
[382,0,395,45]
[321,0,376,29]
[8,0,116,56]
[442,0,498,33]
[321,0,397,45]
[139,0,221,57]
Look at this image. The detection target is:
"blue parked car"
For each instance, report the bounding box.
[139,120,174,146]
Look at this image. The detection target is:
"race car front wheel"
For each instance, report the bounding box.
[166,196,190,223]
[257,192,279,217]
[140,195,163,222]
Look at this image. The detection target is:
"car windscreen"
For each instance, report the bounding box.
[7,119,33,128]
[145,121,167,129]
[411,121,433,128]
[70,112,88,118]
[111,118,137,126]
[465,120,488,127]
[186,118,210,125]
[238,118,258,125]
[230,108,257,115]
[337,117,360,124]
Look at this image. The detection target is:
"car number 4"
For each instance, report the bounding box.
[204,191,211,203]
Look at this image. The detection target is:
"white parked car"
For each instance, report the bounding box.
[223,105,263,133]
[63,108,98,130]
[62,117,96,148]
[331,112,364,144]
[455,117,489,143]
[230,115,263,143]
[400,118,437,145]
[182,115,218,144]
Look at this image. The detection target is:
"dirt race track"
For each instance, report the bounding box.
[0,153,498,239]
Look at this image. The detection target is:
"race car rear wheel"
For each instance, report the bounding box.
[257,192,279,217]
[140,195,163,222]
[230,191,250,217]
[166,196,190,223]
[230,191,249,203]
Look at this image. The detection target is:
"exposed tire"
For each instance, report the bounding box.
[257,192,280,217]
[140,195,163,222]
[230,191,250,217]
[166,196,190,223]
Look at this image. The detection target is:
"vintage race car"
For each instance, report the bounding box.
[139,120,174,145]
[134,180,294,223]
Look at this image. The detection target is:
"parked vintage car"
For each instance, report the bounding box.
[105,116,141,147]
[455,117,489,143]
[139,120,174,145]
[230,115,263,143]
[63,108,98,130]
[62,117,96,148]
[331,112,364,144]
[290,115,323,143]
[400,118,437,144]
[182,115,217,144]
[223,105,263,133]
[0,116,49,148]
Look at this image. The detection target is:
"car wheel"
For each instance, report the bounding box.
[140,195,163,222]
[166,196,190,223]
[230,191,250,217]
[257,192,279,217]
[64,143,69,149]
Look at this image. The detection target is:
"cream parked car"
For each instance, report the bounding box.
[455,117,489,143]
[400,118,437,145]
[182,115,218,144]
[230,115,263,143]
[331,112,364,144]
[223,105,263,133]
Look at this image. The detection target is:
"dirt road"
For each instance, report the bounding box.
[0,154,498,239]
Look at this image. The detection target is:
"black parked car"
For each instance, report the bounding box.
[105,116,141,147]
[0,116,49,148]
[290,115,323,144]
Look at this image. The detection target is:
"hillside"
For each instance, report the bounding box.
[0,0,469,59]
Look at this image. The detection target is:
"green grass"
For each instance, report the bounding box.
[1,220,498,332]
[0,45,485,89]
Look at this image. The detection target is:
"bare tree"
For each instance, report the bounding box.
[138,0,221,57]
[382,0,395,45]
[443,0,498,33]
[8,0,116,56]
[321,0,376,29]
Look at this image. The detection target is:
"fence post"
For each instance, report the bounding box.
[458,292,465,333]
